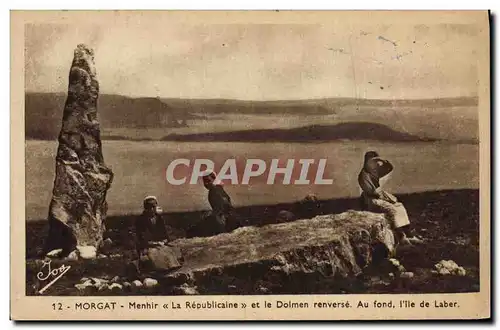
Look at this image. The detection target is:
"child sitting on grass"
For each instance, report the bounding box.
[134,196,171,257]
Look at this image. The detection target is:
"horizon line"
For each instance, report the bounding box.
[25,90,479,103]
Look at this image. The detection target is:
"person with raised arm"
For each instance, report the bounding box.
[358,151,423,246]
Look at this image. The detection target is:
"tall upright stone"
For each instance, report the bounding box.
[44,44,113,256]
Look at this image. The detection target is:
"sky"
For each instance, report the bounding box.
[24,21,481,100]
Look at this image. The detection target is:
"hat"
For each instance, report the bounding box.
[364,151,379,163]
[202,171,217,179]
[143,195,158,208]
[203,171,224,185]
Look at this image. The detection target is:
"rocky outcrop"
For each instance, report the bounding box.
[44,44,113,255]
[140,245,184,272]
[28,211,396,295]
[434,260,467,276]
[26,189,481,296]
[162,210,396,294]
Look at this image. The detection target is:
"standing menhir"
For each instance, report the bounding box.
[43,44,114,258]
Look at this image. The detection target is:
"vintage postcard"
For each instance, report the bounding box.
[10,10,490,320]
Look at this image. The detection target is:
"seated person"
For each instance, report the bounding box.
[358,151,423,246]
[134,196,171,257]
[202,172,233,234]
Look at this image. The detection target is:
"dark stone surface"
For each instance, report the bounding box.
[44,44,113,254]
[144,245,183,271]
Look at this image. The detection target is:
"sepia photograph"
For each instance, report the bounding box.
[10,10,490,320]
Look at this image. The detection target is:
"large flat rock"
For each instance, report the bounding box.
[163,210,395,294]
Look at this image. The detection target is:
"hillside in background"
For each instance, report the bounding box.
[24,92,479,142]
[25,93,201,140]
[160,95,478,112]
[160,122,436,143]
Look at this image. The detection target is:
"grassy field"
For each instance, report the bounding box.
[25,140,479,221]
[26,189,480,295]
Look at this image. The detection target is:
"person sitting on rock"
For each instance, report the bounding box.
[358,151,423,246]
[134,196,171,257]
[202,172,233,234]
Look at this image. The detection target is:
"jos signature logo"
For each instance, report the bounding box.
[36,259,71,294]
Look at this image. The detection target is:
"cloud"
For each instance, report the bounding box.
[24,22,481,100]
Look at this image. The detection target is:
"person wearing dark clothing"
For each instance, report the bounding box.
[358,151,422,246]
[358,151,397,207]
[134,196,171,256]
[203,172,233,234]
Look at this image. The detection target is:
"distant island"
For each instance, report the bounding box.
[158,122,437,143]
